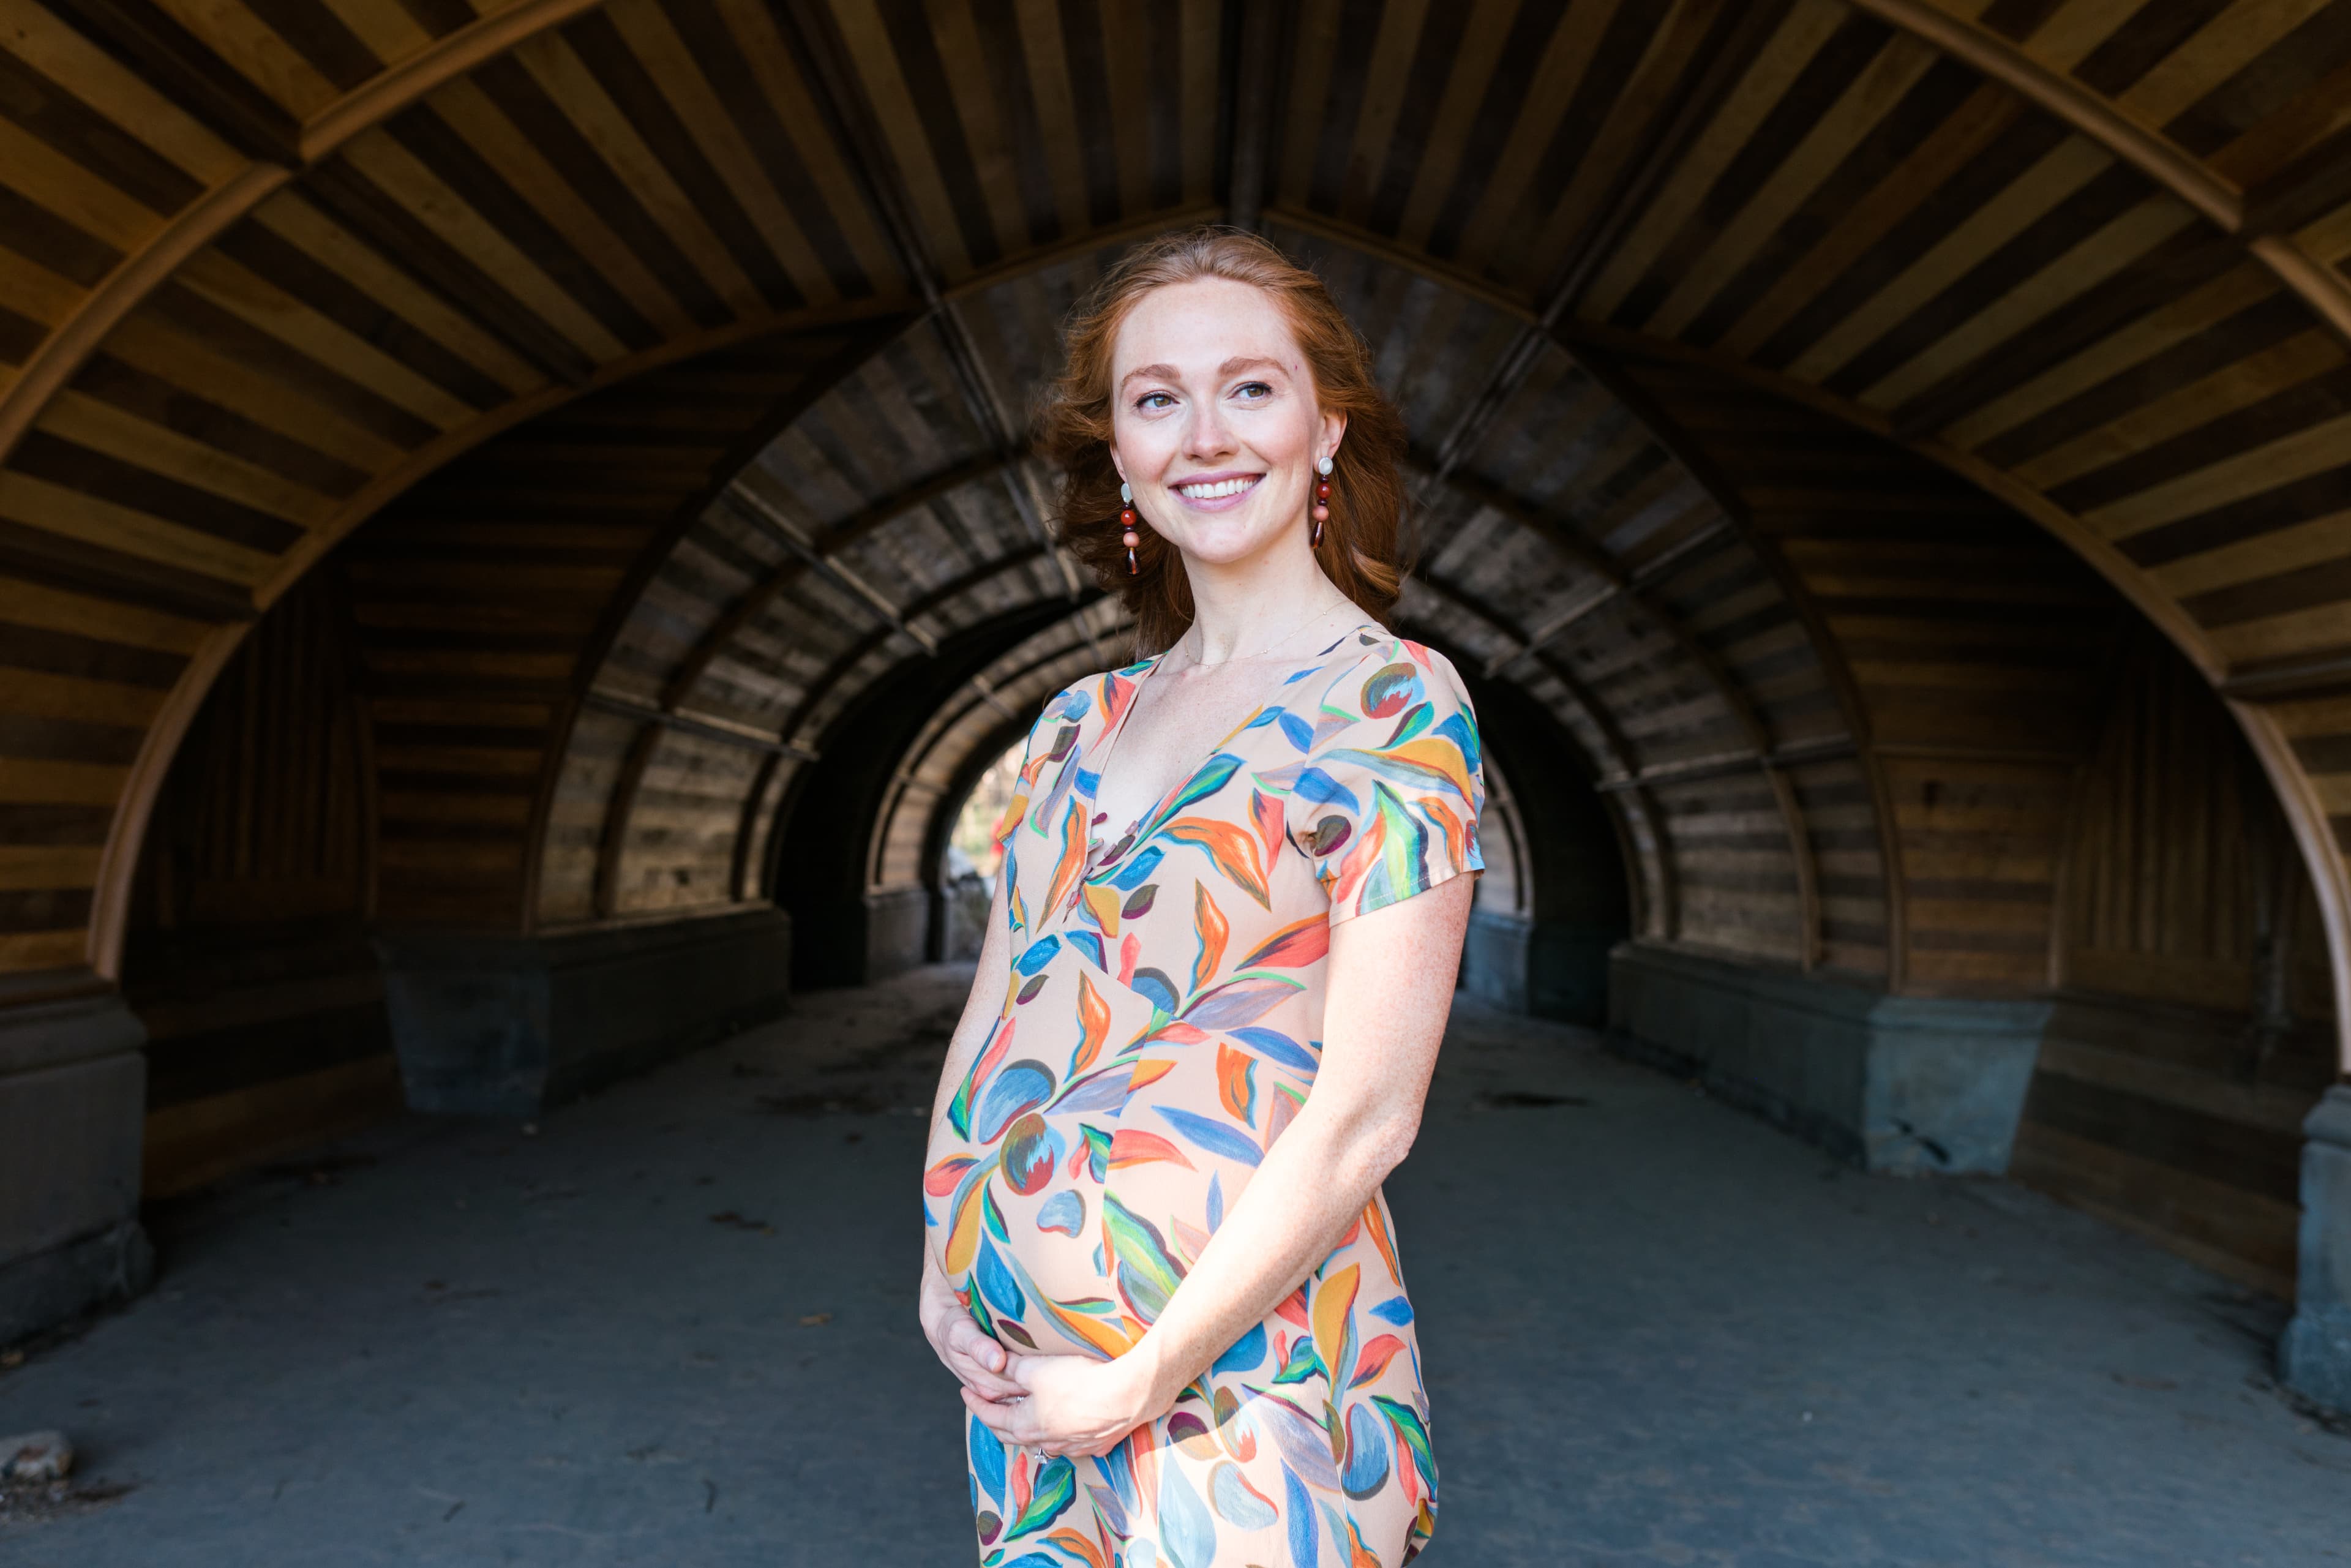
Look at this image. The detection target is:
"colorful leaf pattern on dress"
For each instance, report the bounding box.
[930,626,1480,1566]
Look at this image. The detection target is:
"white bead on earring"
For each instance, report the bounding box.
[1316,456,1333,476]
[1120,481,1132,503]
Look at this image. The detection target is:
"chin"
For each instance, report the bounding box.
[1168,511,1289,565]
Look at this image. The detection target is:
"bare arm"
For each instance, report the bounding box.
[967,872,1474,1455]
[917,867,1023,1401]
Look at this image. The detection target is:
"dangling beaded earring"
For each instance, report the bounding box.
[1311,455,1334,547]
[1119,481,1140,576]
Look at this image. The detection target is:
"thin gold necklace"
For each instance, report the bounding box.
[1175,596,1358,673]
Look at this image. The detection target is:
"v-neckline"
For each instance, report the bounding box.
[1084,621,1376,863]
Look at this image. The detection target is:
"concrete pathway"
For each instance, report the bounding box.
[2,968,2347,1566]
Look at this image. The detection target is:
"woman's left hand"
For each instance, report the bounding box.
[961,1351,1164,1459]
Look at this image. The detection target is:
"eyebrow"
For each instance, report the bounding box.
[1119,355,1288,391]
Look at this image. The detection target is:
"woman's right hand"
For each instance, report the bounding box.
[918,1248,1026,1403]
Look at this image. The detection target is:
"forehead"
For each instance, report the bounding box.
[1112,277,1303,376]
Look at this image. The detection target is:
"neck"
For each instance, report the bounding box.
[1176,528,1349,666]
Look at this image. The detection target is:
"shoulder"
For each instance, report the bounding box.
[1307,627,1477,728]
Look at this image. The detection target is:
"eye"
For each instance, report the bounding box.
[1136,390,1175,412]
[1232,381,1273,401]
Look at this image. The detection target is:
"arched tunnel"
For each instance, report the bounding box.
[4,0,2351,1556]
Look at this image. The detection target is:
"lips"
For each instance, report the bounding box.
[1174,473,1262,501]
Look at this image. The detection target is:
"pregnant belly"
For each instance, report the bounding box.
[926,1102,1138,1359]
[921,951,1291,1359]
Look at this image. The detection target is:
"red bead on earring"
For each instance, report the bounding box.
[1312,457,1333,547]
[1119,486,1140,575]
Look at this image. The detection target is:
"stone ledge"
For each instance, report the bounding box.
[1461,910,1619,1026]
[0,983,151,1345]
[2283,1085,2351,1415]
[1607,941,2052,1174]
[376,905,793,1117]
[0,1220,151,1349]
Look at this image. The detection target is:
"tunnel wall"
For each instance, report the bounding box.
[121,571,399,1198]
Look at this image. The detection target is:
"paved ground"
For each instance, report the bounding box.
[2,967,2348,1566]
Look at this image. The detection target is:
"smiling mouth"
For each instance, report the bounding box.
[1175,475,1261,500]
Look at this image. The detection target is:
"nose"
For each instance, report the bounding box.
[1183,397,1236,462]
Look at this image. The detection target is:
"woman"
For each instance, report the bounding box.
[918,228,1484,1567]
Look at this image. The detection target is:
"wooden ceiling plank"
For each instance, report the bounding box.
[814,0,973,279]
[1648,31,1943,340]
[102,309,405,473]
[0,842,104,893]
[1532,0,1787,302]
[1086,0,1152,220]
[2211,58,2351,189]
[1583,0,1856,322]
[560,7,804,314]
[0,247,84,333]
[1717,81,2017,360]
[1178,0,1218,206]
[126,0,328,114]
[0,571,211,655]
[39,387,337,527]
[1785,135,2112,384]
[654,0,869,300]
[0,48,212,220]
[1272,0,1341,211]
[1006,0,1090,241]
[691,0,890,296]
[2015,327,2344,493]
[326,131,623,367]
[921,0,1033,263]
[1332,0,1430,228]
[1948,261,2279,454]
[511,30,764,319]
[0,0,241,181]
[1449,0,1634,274]
[2117,0,2336,128]
[215,193,513,410]
[2213,599,2351,669]
[1847,0,2240,227]
[0,749,127,806]
[1,666,169,729]
[55,0,307,160]
[2088,409,2351,541]
[0,468,277,586]
[2158,507,2351,603]
[310,0,435,66]
[1862,193,2202,410]
[422,77,702,340]
[1388,0,1519,250]
[173,247,475,430]
[237,0,387,94]
[0,114,173,247]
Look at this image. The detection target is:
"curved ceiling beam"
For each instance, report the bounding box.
[660,449,1024,710]
[774,542,1069,751]
[1404,567,1678,940]
[0,0,612,467]
[1842,0,2351,354]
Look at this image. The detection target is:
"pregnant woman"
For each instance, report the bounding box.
[918,228,1485,1568]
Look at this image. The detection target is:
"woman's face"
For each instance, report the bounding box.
[1108,277,1345,570]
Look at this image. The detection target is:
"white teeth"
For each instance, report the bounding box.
[1177,476,1256,499]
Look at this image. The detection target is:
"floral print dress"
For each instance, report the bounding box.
[923,622,1485,1567]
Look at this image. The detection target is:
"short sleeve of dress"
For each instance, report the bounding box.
[1287,641,1485,924]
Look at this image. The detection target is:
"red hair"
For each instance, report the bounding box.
[1037,227,1407,656]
